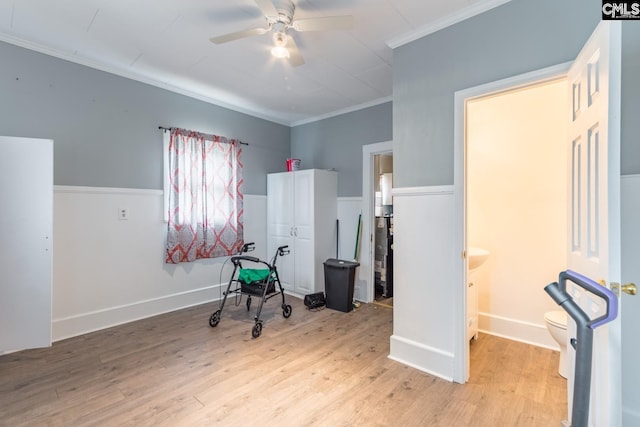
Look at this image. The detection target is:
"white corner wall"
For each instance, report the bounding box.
[467,80,568,349]
[389,186,457,380]
[52,187,267,341]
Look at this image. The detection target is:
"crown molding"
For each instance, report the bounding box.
[387,0,513,49]
[290,96,392,127]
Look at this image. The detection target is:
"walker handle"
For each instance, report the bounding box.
[231,255,260,265]
[278,245,290,256]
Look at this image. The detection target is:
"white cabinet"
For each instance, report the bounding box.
[1,136,53,353]
[267,169,337,296]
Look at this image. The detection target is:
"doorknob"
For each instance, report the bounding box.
[611,282,638,296]
[621,283,637,296]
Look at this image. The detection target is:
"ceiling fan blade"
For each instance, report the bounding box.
[254,0,278,17]
[291,15,354,32]
[287,35,305,67]
[209,27,268,44]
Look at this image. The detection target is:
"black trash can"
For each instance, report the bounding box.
[323,259,360,312]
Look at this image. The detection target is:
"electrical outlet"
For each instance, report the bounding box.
[118,207,129,220]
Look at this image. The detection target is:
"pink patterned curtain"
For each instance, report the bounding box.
[165,128,244,263]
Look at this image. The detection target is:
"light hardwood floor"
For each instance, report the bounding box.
[0,296,566,426]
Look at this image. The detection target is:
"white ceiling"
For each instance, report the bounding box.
[0,0,509,126]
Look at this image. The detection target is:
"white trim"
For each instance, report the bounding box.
[52,284,221,342]
[290,96,392,127]
[622,174,640,180]
[453,61,572,383]
[1,32,391,127]
[361,141,393,303]
[388,335,454,382]
[477,312,558,350]
[54,185,163,196]
[54,185,266,198]
[387,0,513,49]
[338,196,363,202]
[392,185,454,197]
[0,33,292,126]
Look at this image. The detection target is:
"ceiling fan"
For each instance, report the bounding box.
[209,0,354,67]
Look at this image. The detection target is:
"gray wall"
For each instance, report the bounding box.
[393,0,604,187]
[0,41,289,195]
[621,24,640,175]
[291,102,392,197]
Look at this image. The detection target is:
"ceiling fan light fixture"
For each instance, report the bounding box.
[271,45,290,58]
[271,31,289,59]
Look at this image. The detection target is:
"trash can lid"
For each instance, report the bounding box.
[324,258,360,268]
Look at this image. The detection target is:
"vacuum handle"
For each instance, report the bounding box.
[560,270,618,328]
[545,270,618,329]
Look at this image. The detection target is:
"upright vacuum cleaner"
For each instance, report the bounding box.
[544,270,618,427]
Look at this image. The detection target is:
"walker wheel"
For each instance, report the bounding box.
[246,296,252,311]
[252,322,262,338]
[209,310,221,327]
[282,304,292,318]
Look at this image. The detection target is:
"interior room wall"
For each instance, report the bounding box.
[0,41,290,195]
[620,23,640,427]
[52,187,268,340]
[621,175,640,426]
[0,39,290,341]
[391,0,639,419]
[393,0,600,189]
[467,80,567,349]
[388,0,613,380]
[291,102,392,197]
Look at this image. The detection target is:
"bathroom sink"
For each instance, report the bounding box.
[468,247,490,271]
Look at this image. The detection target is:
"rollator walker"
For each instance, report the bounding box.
[209,243,292,338]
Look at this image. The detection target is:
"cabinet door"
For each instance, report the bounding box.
[267,173,294,290]
[293,171,315,294]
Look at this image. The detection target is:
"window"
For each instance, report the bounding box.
[163,128,244,263]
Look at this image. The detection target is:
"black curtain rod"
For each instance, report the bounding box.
[158,126,248,146]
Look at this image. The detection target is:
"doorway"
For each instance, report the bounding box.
[452,62,572,382]
[466,78,569,364]
[373,153,394,305]
[359,140,393,303]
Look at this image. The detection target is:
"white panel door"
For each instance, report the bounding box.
[0,136,53,353]
[566,21,622,427]
[267,173,294,290]
[293,170,314,294]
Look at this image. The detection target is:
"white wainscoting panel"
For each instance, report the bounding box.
[52,187,266,341]
[389,186,456,380]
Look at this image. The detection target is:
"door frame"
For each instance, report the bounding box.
[359,140,393,303]
[452,62,571,382]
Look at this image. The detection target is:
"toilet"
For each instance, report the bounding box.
[544,310,568,378]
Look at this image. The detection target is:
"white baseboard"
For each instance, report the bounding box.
[52,284,222,341]
[388,334,454,382]
[478,312,558,350]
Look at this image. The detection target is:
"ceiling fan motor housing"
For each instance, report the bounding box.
[268,0,295,26]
